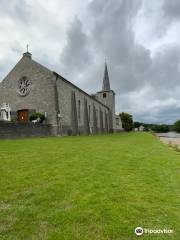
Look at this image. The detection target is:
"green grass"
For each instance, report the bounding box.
[0,133,180,240]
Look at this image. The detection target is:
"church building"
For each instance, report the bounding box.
[0,51,122,135]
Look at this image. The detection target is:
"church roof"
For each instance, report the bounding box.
[0,52,110,110]
[22,52,109,109]
[53,72,109,109]
[102,63,110,91]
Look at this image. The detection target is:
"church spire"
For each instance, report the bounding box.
[102,62,110,91]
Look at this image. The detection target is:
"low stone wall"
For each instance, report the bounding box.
[0,121,53,139]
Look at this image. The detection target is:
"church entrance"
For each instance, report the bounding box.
[18,109,29,123]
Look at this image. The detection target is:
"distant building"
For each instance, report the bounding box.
[139,125,145,131]
[0,52,122,135]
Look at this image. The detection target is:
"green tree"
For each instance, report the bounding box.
[151,124,169,133]
[119,112,133,131]
[173,120,180,133]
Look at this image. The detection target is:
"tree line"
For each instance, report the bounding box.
[119,112,180,133]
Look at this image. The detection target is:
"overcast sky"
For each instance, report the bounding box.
[0,0,180,124]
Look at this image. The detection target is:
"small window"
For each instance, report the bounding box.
[103,93,106,98]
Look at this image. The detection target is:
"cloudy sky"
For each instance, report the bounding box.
[0,0,180,124]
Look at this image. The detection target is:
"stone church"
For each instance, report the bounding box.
[0,51,122,135]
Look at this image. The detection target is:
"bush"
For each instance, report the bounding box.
[29,113,45,123]
[173,120,180,133]
[151,124,169,133]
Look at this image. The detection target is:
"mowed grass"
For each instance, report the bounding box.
[0,133,180,240]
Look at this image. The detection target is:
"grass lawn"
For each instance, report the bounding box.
[0,133,180,240]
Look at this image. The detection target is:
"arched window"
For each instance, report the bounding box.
[116,117,119,125]
[88,105,91,121]
[6,111,9,120]
[78,100,81,121]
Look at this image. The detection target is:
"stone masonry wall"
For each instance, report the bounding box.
[0,121,53,139]
[55,75,110,135]
[0,54,57,127]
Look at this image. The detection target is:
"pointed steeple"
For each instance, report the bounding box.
[102,62,110,91]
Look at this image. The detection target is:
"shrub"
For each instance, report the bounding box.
[173,120,180,133]
[29,113,45,123]
[151,124,169,133]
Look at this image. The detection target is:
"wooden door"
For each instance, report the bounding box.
[18,110,29,123]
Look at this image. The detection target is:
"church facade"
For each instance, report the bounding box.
[0,52,122,135]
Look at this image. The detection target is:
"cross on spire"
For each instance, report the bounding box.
[23,45,32,59]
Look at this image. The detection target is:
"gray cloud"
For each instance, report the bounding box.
[151,44,180,89]
[60,17,92,80]
[86,0,180,123]
[88,0,154,95]
[163,0,180,20]
[0,0,31,23]
[0,0,180,124]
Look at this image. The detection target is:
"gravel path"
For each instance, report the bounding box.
[155,132,180,148]
[159,137,180,146]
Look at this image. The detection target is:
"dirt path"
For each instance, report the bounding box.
[158,136,180,148]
